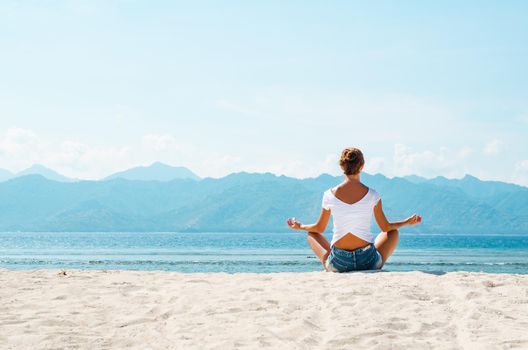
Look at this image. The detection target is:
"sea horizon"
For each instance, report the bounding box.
[2,231,527,274]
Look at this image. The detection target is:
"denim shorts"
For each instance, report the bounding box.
[325,243,383,272]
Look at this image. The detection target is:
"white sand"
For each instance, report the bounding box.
[1,269,527,350]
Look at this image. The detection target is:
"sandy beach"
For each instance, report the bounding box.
[1,269,527,350]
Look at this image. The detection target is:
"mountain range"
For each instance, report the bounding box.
[0,168,526,234]
[104,162,200,181]
[0,162,200,183]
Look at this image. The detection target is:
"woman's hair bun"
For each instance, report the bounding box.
[339,147,364,175]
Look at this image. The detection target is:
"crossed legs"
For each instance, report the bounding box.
[306,232,331,266]
[374,230,399,268]
[307,230,400,270]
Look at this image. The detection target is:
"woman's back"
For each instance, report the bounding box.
[332,182,369,205]
[322,181,380,249]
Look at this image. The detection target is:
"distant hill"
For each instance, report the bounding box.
[429,174,523,198]
[0,172,526,234]
[104,162,200,181]
[15,164,74,182]
[402,175,428,184]
[0,168,13,182]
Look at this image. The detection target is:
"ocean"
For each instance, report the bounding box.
[1,232,527,274]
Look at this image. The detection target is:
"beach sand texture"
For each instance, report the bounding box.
[1,269,527,350]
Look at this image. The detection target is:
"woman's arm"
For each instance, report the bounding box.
[287,208,331,234]
[373,199,421,232]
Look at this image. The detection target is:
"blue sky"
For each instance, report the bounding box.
[1,1,527,185]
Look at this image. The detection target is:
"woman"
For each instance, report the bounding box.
[287,147,422,272]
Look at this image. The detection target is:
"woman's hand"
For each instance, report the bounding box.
[286,217,302,230]
[405,214,422,226]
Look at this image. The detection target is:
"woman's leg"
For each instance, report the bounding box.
[307,232,331,267]
[374,229,399,267]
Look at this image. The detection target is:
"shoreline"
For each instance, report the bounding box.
[1,269,527,349]
[1,267,528,276]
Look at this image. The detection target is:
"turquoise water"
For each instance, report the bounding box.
[1,232,527,274]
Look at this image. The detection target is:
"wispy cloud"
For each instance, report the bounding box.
[0,127,526,186]
[363,156,386,175]
[0,128,131,179]
[142,134,181,152]
[391,144,474,179]
[483,139,502,156]
[0,127,41,156]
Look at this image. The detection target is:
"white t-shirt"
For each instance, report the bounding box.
[322,187,381,246]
